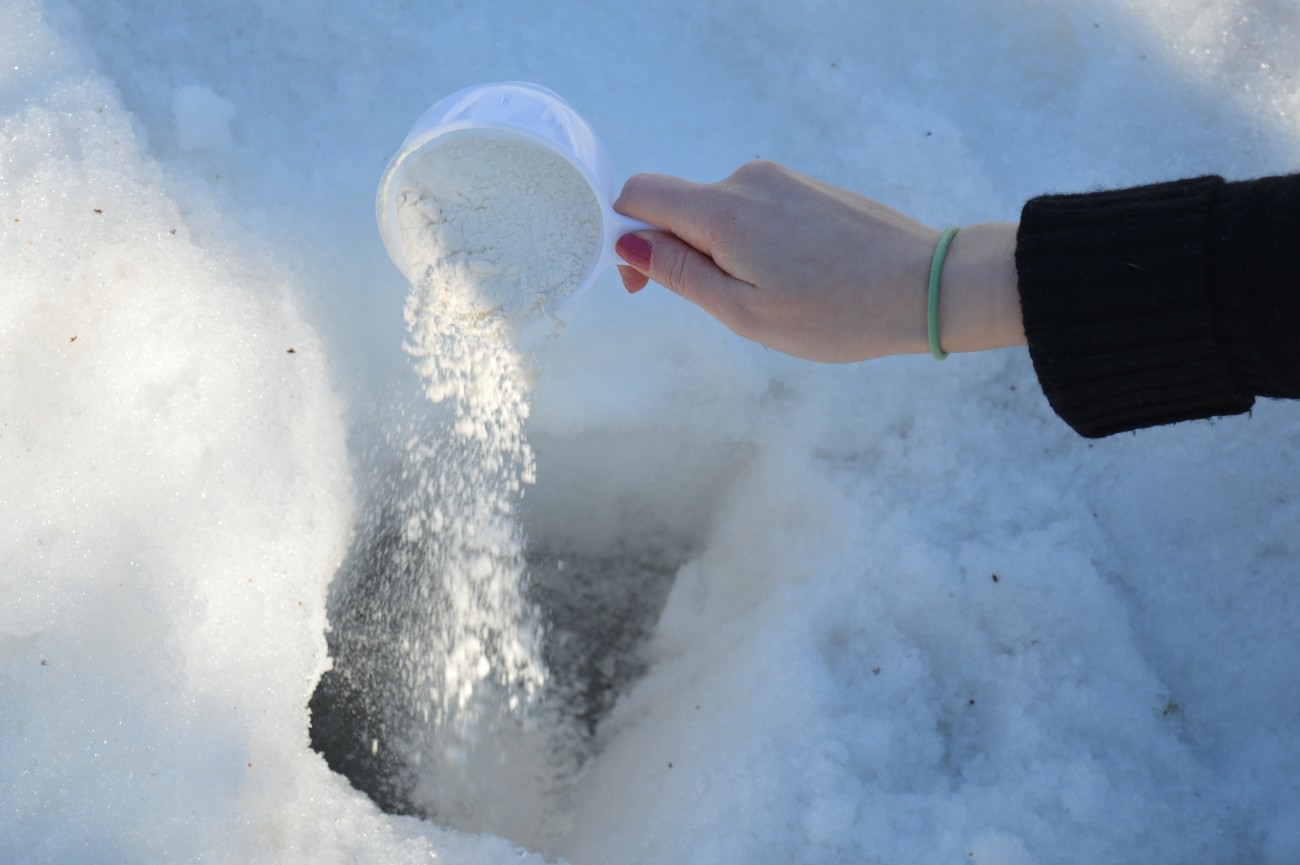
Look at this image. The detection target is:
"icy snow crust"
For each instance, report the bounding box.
[3,0,1300,863]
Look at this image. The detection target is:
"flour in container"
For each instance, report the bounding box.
[393,131,604,322]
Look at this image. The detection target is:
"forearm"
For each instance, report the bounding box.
[613,161,1300,440]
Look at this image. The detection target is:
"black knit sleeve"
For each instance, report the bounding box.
[1015,173,1300,438]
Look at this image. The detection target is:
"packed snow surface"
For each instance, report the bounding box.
[3,1,1300,864]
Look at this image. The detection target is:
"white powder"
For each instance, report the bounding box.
[370,130,605,842]
[393,131,604,322]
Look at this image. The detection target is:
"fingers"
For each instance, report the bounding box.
[616,265,649,294]
[614,173,732,254]
[615,230,754,329]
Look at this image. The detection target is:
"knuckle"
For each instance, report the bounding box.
[615,173,648,206]
[730,159,782,182]
[664,247,693,296]
[622,172,651,193]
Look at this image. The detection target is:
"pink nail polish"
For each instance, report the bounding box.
[615,233,652,271]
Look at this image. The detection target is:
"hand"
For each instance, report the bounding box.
[613,160,1024,363]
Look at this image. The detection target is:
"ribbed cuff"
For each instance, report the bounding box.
[1207,175,1300,399]
[1016,176,1253,438]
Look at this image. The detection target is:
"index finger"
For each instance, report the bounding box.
[613,173,732,255]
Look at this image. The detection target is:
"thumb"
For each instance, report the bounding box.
[615,231,754,326]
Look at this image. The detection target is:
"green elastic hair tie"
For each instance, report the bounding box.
[928,225,960,361]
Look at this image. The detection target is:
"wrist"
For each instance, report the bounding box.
[936,221,1024,354]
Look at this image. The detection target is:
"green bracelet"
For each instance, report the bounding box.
[928,226,960,361]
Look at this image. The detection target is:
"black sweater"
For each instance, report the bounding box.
[1015,173,1300,437]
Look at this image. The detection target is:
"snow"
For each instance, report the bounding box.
[3,0,1300,863]
[172,84,237,155]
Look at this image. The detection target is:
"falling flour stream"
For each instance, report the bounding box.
[373,131,604,840]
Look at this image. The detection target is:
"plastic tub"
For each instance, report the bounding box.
[376,81,651,309]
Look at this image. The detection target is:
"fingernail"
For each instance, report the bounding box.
[618,265,648,294]
[615,233,652,271]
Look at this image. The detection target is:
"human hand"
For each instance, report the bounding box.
[613,160,1024,363]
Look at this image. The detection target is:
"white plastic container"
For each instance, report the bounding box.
[376,81,651,307]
